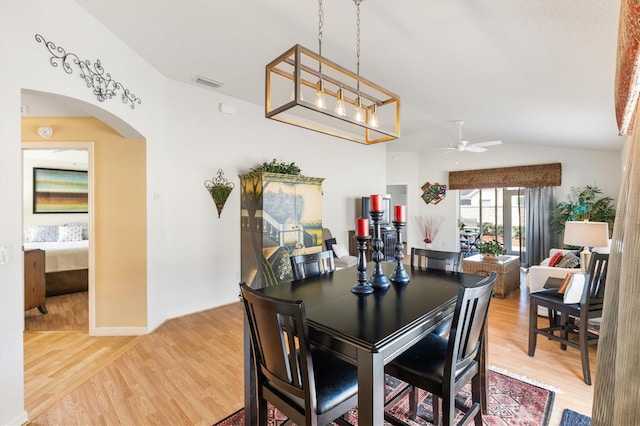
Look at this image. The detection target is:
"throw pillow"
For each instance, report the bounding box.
[332,243,350,259]
[549,251,564,267]
[563,273,585,304]
[24,225,59,242]
[65,222,89,240]
[58,225,83,242]
[557,252,580,269]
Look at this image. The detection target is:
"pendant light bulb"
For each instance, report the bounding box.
[368,104,379,128]
[315,80,327,109]
[335,88,347,116]
[354,96,364,122]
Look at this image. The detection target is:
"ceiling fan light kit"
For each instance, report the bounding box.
[265,0,400,144]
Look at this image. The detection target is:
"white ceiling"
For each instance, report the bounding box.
[70,0,623,152]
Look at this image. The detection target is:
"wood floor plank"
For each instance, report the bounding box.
[25,274,595,425]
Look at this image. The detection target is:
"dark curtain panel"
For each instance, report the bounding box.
[524,187,555,267]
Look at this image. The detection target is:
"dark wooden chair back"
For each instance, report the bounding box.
[448,272,496,376]
[411,247,463,272]
[383,272,497,425]
[290,250,336,280]
[240,283,358,425]
[240,283,313,403]
[583,252,608,310]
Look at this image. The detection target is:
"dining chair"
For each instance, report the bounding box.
[239,283,358,426]
[409,248,464,337]
[384,271,497,426]
[410,248,464,273]
[528,252,608,385]
[290,250,336,281]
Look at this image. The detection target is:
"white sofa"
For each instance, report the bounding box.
[526,248,582,292]
[527,241,611,292]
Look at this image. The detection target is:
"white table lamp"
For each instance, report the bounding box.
[563,221,609,271]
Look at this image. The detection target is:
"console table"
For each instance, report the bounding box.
[463,254,520,298]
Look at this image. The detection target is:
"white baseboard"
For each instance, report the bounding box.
[7,410,28,426]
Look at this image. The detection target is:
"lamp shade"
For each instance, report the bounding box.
[563,221,609,248]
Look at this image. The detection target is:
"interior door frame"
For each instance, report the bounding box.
[21,141,96,334]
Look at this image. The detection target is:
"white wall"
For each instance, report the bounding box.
[388,143,623,252]
[0,1,387,424]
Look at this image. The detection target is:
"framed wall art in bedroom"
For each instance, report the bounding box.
[33,167,88,214]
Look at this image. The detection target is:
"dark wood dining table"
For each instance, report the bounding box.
[243,262,488,425]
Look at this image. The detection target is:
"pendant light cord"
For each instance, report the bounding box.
[356,0,361,83]
[318,0,324,75]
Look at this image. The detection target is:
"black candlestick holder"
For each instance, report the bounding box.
[390,220,410,284]
[367,210,391,290]
[351,235,374,294]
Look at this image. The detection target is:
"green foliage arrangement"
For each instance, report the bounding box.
[476,239,506,257]
[251,159,301,175]
[551,185,616,234]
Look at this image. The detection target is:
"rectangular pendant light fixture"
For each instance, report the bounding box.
[265,44,400,144]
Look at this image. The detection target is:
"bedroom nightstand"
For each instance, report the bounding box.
[24,249,47,314]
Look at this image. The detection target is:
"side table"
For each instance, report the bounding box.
[462,254,521,298]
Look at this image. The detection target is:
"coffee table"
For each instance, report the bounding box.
[462,254,521,297]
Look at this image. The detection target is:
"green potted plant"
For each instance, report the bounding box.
[551,185,616,235]
[251,159,301,175]
[476,239,505,260]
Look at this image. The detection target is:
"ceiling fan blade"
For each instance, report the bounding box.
[465,146,487,153]
[426,147,455,151]
[472,140,502,147]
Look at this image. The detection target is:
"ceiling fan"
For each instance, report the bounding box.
[443,120,502,153]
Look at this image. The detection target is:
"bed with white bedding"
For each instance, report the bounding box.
[24,224,89,296]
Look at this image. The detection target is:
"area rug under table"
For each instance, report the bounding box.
[214,368,555,426]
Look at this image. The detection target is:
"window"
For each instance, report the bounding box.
[459,187,524,255]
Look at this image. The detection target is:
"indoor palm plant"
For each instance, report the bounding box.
[551,184,616,234]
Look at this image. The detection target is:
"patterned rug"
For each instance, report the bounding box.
[214,368,555,425]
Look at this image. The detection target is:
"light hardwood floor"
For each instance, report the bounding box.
[25,274,595,425]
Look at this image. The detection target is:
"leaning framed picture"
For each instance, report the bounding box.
[33,167,88,214]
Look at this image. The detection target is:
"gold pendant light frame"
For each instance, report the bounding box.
[266,0,400,144]
[266,44,400,144]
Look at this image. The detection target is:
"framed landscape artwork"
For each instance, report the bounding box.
[33,167,88,214]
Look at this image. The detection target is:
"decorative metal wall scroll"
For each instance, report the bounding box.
[421,182,447,205]
[35,34,142,109]
[204,169,234,218]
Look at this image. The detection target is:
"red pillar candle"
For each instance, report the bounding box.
[356,218,369,236]
[370,194,382,211]
[394,205,406,222]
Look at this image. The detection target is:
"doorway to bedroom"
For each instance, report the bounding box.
[22,145,94,333]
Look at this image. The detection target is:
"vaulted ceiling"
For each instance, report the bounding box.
[74,0,624,152]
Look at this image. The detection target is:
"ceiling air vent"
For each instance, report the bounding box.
[193,75,224,89]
